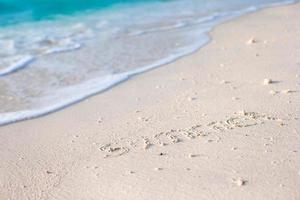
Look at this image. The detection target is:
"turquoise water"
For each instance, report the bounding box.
[0,0,293,26]
[0,0,297,126]
[0,0,162,26]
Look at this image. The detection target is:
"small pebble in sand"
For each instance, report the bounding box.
[46,171,54,175]
[154,167,163,171]
[279,184,285,188]
[159,152,166,156]
[138,117,149,122]
[234,178,247,186]
[269,90,278,95]
[220,80,230,84]
[281,89,292,94]
[128,171,135,174]
[231,147,238,150]
[188,97,197,101]
[271,160,278,165]
[232,97,239,101]
[188,154,198,158]
[247,37,258,45]
[263,78,272,85]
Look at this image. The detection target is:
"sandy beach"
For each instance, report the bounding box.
[1,2,300,200]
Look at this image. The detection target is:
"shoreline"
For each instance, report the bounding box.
[1,2,300,200]
[0,0,297,127]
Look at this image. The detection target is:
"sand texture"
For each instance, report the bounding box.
[0,3,300,200]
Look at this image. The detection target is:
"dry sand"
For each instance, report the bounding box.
[1,3,300,200]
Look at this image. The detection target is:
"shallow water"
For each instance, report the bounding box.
[0,0,297,125]
[1,0,167,27]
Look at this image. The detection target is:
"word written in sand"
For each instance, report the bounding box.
[98,111,282,158]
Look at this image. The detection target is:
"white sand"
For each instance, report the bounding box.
[0,3,300,200]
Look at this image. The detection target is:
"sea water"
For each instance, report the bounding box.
[0,0,297,125]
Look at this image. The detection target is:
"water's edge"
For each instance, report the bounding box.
[0,0,296,127]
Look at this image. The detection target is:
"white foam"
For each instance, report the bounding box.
[43,39,82,55]
[0,55,34,76]
[0,74,129,126]
[0,33,209,126]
